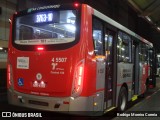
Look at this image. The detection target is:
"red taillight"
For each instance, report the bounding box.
[7,63,12,88]
[37,47,44,51]
[7,62,14,89]
[7,64,11,86]
[72,60,85,97]
[74,3,79,7]
[63,101,69,104]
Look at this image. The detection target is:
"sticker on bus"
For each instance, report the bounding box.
[17,57,29,69]
[18,78,24,86]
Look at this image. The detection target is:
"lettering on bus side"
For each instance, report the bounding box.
[120,69,132,78]
[50,57,67,75]
[98,68,104,73]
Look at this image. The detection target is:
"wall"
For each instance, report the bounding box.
[0,0,17,42]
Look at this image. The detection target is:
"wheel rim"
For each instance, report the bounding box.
[120,93,126,111]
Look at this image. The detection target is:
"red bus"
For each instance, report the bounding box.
[7,3,155,115]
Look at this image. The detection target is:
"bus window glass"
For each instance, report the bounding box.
[148,49,153,67]
[105,34,113,62]
[14,10,77,45]
[93,18,103,55]
[139,43,148,64]
[117,31,131,62]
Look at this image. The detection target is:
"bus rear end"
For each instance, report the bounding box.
[7,4,93,113]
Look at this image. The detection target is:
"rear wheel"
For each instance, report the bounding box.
[118,87,127,111]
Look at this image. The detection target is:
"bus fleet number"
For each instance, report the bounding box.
[52,57,67,63]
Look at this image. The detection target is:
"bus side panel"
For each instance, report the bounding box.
[70,4,105,112]
[69,92,104,115]
[116,63,133,106]
[80,4,96,97]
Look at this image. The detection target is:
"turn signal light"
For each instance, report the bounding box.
[72,60,85,97]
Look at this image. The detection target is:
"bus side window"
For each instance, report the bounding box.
[117,31,131,62]
[139,43,148,64]
[92,18,103,55]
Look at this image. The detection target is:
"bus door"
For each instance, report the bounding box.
[104,29,115,109]
[132,41,139,95]
[148,49,156,88]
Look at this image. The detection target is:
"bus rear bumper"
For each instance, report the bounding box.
[7,89,70,112]
[8,89,104,116]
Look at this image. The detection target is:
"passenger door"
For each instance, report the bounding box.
[132,41,139,95]
[104,29,115,109]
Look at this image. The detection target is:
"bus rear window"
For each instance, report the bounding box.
[14,10,77,45]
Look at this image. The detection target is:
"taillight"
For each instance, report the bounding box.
[7,63,13,89]
[74,3,79,7]
[72,60,85,97]
[37,46,44,51]
[7,64,11,88]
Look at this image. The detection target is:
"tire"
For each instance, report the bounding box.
[118,87,128,112]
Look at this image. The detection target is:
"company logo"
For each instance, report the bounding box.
[27,5,61,13]
[36,73,42,80]
[2,112,11,117]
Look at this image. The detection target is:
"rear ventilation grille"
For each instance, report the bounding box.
[28,100,49,106]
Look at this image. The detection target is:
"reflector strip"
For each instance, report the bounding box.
[63,101,69,104]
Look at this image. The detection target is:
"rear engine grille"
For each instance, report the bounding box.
[28,100,49,106]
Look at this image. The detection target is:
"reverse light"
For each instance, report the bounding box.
[33,81,46,88]
[72,60,85,97]
[40,81,46,88]
[33,81,38,87]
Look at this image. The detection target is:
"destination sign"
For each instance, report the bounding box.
[35,12,53,23]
